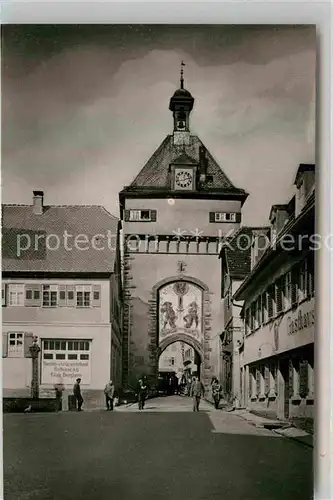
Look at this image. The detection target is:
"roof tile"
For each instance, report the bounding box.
[2,205,119,273]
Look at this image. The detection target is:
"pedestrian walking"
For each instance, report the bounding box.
[211,377,222,409]
[190,376,205,411]
[137,378,148,410]
[104,380,115,411]
[73,378,84,411]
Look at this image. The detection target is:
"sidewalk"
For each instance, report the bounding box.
[227,408,313,448]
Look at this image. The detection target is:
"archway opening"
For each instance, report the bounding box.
[157,340,202,397]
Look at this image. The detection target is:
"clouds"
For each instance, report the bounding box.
[2,25,316,225]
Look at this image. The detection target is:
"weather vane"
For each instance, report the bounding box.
[180,61,185,89]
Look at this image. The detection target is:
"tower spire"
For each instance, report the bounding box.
[180,61,185,89]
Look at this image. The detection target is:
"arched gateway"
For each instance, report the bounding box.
[119,71,247,390]
[148,275,211,384]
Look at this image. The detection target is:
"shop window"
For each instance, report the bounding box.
[299,360,309,398]
[42,339,91,361]
[269,362,277,397]
[307,358,314,400]
[255,367,261,398]
[290,359,301,400]
[258,365,266,399]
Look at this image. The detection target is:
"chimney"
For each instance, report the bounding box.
[33,191,44,215]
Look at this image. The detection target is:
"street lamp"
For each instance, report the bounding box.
[29,335,41,400]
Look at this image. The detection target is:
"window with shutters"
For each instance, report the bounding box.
[285,271,292,308]
[42,285,58,307]
[129,209,153,222]
[245,308,250,336]
[307,253,315,297]
[267,286,275,319]
[299,260,307,301]
[255,296,261,327]
[8,332,24,357]
[76,285,91,307]
[2,283,6,306]
[214,212,236,222]
[275,278,284,314]
[261,293,267,323]
[250,303,256,331]
[8,284,25,306]
[291,267,298,306]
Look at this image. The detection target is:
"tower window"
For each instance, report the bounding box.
[129,210,151,221]
[126,209,157,222]
[214,212,237,222]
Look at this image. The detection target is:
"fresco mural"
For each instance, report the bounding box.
[159,281,203,343]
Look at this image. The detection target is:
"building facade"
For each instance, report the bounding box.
[2,191,123,409]
[219,226,269,406]
[234,165,315,426]
[119,72,248,390]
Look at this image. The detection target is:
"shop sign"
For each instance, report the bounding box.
[287,308,315,336]
[42,359,91,385]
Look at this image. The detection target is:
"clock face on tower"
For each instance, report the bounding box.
[175,169,193,190]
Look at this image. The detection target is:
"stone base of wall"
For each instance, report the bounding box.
[3,397,60,413]
[3,388,31,398]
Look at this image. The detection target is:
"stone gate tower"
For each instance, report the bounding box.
[119,68,248,389]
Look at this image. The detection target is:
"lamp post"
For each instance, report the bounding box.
[29,336,41,400]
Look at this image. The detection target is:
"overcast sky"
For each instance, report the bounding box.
[2,25,316,225]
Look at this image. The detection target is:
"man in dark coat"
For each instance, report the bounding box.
[137,378,148,410]
[190,376,205,411]
[73,378,83,411]
[104,380,115,411]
